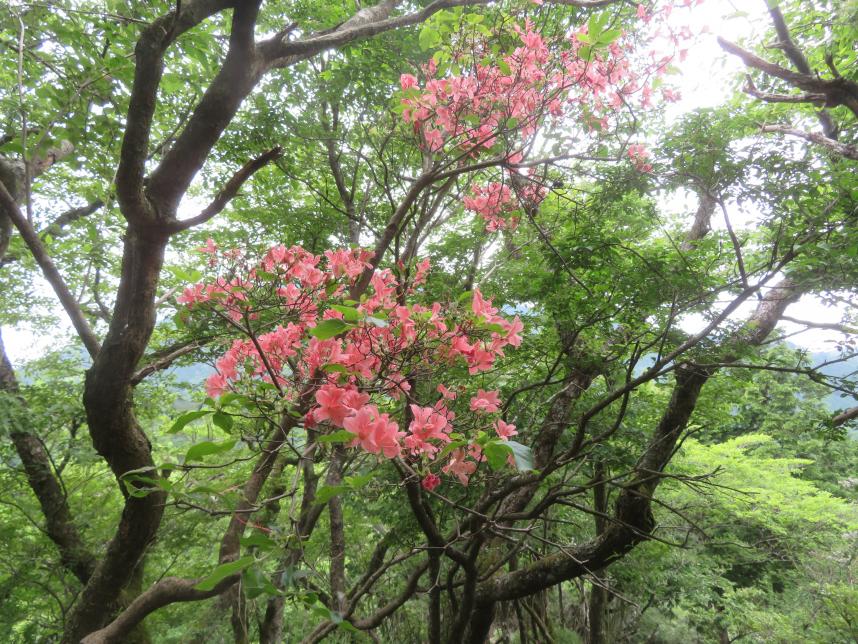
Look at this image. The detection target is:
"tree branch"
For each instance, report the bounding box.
[0,330,96,585]
[115,0,234,219]
[718,37,858,120]
[759,125,858,161]
[765,4,838,138]
[472,278,802,612]
[0,179,101,358]
[80,575,238,644]
[145,1,265,216]
[129,339,204,385]
[832,406,858,427]
[167,146,283,233]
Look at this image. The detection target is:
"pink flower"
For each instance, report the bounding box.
[405,404,451,455]
[442,449,477,485]
[422,473,441,491]
[470,389,501,413]
[472,289,499,320]
[205,373,228,398]
[372,413,403,458]
[400,73,418,90]
[437,383,457,400]
[197,238,218,254]
[314,384,352,427]
[424,127,445,152]
[494,419,518,440]
[503,316,524,347]
[343,405,379,452]
[627,144,652,172]
[468,347,495,374]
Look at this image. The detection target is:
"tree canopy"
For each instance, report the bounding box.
[0,1,856,642]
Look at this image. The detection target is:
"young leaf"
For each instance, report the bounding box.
[506,441,534,471]
[194,556,254,591]
[483,441,513,470]
[211,411,234,432]
[309,318,350,339]
[184,439,237,463]
[243,566,280,599]
[314,484,350,504]
[240,532,277,550]
[330,304,361,322]
[168,409,211,434]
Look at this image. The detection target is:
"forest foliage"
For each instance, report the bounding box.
[0,0,856,642]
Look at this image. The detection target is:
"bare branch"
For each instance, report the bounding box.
[781,315,857,335]
[262,0,621,67]
[0,179,101,358]
[80,575,238,644]
[765,4,838,138]
[113,0,234,218]
[759,125,858,161]
[832,406,858,427]
[743,75,826,105]
[129,340,203,385]
[168,146,283,233]
[40,200,104,239]
[718,37,858,120]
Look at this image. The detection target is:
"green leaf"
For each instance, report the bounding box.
[240,532,277,550]
[330,304,361,322]
[480,322,507,334]
[419,25,441,50]
[184,439,237,463]
[309,318,350,339]
[243,566,280,599]
[321,363,349,374]
[319,429,356,443]
[506,441,534,471]
[344,471,376,488]
[483,441,513,471]
[218,392,247,409]
[211,411,234,432]
[194,556,254,591]
[438,440,467,460]
[598,28,622,45]
[168,410,211,434]
[314,484,349,504]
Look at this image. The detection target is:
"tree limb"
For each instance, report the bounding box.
[832,406,858,427]
[167,146,283,233]
[0,179,101,358]
[718,37,858,120]
[759,125,858,161]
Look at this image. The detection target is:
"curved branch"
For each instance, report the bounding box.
[80,575,237,644]
[167,145,283,233]
[0,179,101,358]
[115,0,234,217]
[759,125,858,161]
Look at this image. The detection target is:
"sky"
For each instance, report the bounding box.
[3,0,853,364]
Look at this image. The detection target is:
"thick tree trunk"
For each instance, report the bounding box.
[64,228,170,642]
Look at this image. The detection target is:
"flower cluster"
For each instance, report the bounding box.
[627,143,653,173]
[398,4,699,231]
[180,242,525,487]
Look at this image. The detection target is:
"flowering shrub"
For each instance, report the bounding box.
[178,241,528,487]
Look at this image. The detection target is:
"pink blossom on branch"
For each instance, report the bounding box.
[182,244,526,486]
